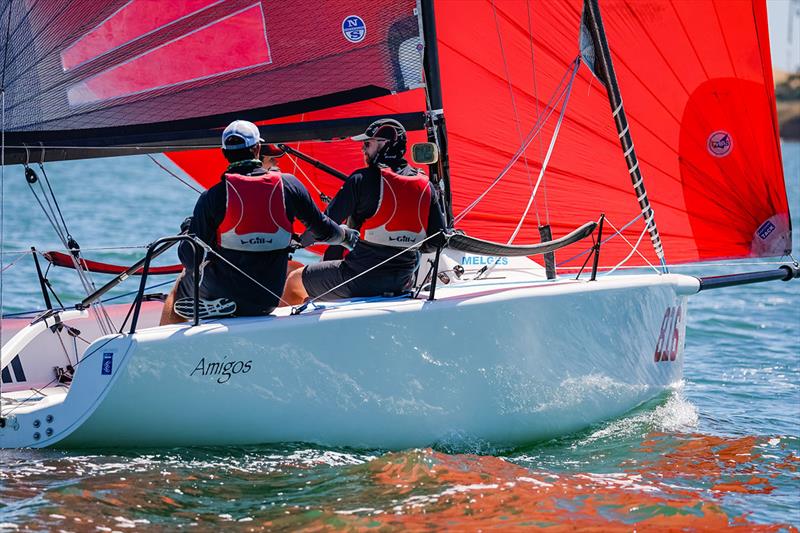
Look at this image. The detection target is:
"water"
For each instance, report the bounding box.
[0,145,798,530]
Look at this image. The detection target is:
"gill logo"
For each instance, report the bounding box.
[654,306,682,363]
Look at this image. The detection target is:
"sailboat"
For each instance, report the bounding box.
[0,0,795,448]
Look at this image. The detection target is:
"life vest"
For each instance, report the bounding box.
[216,171,292,252]
[361,167,432,248]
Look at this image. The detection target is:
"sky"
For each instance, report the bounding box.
[767,0,800,72]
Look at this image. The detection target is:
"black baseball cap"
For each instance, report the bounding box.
[351,119,405,142]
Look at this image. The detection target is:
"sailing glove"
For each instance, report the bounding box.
[340,224,359,251]
[180,216,193,234]
[299,224,359,250]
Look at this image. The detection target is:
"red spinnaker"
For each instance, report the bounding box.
[164,0,789,267]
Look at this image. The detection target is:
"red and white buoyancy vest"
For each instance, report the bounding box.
[216,171,293,252]
[361,167,432,248]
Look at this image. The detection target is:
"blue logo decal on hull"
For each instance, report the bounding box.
[101,352,114,375]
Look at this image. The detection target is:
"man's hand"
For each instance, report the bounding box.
[180,216,193,234]
[340,224,359,251]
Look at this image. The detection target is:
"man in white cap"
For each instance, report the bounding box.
[160,120,357,324]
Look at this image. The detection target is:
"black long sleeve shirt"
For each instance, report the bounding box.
[325,161,447,275]
[179,163,339,312]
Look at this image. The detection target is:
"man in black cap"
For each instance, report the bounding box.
[282,118,447,305]
[160,120,356,325]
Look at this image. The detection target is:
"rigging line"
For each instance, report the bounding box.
[1,251,28,273]
[2,277,174,319]
[453,84,563,224]
[507,59,578,245]
[54,329,74,367]
[33,170,70,245]
[557,213,643,266]
[27,172,114,333]
[603,225,651,276]
[285,115,327,196]
[478,59,580,281]
[454,58,577,224]
[491,0,540,226]
[147,154,202,194]
[602,215,658,272]
[39,160,75,233]
[525,0,549,226]
[301,231,445,311]
[286,154,325,197]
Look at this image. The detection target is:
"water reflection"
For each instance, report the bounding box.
[1,433,797,531]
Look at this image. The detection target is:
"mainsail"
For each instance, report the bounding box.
[1,0,791,269]
[1,0,421,160]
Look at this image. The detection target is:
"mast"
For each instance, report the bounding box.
[419,0,454,226]
[581,0,667,271]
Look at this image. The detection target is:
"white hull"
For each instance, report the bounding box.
[0,257,697,449]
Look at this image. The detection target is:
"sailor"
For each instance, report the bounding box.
[261,143,285,172]
[160,120,357,324]
[282,118,447,305]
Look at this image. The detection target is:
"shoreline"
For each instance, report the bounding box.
[775,69,800,140]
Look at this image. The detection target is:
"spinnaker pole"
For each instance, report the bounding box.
[581,0,667,272]
[419,0,453,226]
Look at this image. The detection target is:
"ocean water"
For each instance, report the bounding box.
[0,144,798,530]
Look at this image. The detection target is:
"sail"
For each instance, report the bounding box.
[5,0,788,267]
[167,90,427,192]
[433,0,789,266]
[0,0,421,163]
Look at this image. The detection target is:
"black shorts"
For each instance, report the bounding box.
[302,260,413,301]
[174,270,275,316]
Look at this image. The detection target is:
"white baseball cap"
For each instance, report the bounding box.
[222,120,264,149]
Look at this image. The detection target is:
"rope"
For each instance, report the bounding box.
[557,213,643,266]
[286,153,327,198]
[603,225,650,276]
[602,216,659,273]
[478,59,580,280]
[38,162,72,238]
[0,251,27,273]
[492,0,539,226]
[454,59,578,224]
[296,231,445,314]
[147,154,202,194]
[526,0,550,226]
[25,164,115,333]
[506,60,579,246]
